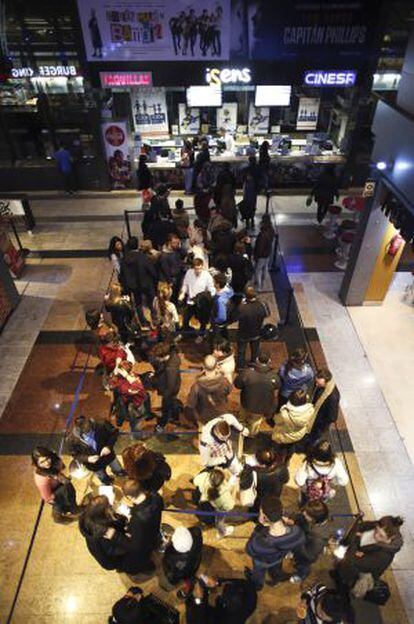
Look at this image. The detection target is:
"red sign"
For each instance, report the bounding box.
[100,72,152,88]
[105,125,125,147]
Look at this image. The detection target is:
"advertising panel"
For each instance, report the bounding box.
[101,121,132,188]
[131,87,169,135]
[296,97,320,130]
[178,103,200,134]
[248,103,269,134]
[216,102,237,132]
[77,0,230,62]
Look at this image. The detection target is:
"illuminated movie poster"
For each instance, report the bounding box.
[131,87,169,136]
[178,103,200,135]
[296,97,320,130]
[248,103,269,134]
[216,102,237,132]
[77,0,230,61]
[101,121,132,189]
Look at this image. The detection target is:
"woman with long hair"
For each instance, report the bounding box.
[152,282,179,337]
[32,446,80,521]
[193,467,238,538]
[104,282,135,343]
[79,495,137,572]
[107,236,124,276]
[294,440,349,505]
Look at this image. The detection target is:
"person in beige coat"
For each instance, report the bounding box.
[272,389,315,451]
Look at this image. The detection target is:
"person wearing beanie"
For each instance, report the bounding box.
[162,526,203,587]
[236,287,269,370]
[234,352,280,436]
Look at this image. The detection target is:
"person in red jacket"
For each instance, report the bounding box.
[109,361,151,433]
[97,327,127,374]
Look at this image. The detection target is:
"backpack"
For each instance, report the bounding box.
[305,464,335,502]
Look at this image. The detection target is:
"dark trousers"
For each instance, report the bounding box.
[182,304,207,332]
[53,481,77,513]
[317,201,330,223]
[158,396,180,427]
[237,337,260,369]
[250,558,283,589]
[62,169,77,193]
[132,289,151,327]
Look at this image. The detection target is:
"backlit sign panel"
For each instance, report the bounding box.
[304,70,357,86]
[100,72,153,87]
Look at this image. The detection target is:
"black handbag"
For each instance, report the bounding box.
[364,579,390,605]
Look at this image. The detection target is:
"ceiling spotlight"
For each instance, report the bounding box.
[376,161,387,171]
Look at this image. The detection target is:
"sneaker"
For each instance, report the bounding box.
[155,424,164,434]
[217,525,234,539]
[290,575,303,583]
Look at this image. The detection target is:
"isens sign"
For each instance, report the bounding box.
[206,67,251,86]
[304,70,356,86]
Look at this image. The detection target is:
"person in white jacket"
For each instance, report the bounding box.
[199,413,249,475]
[294,440,349,504]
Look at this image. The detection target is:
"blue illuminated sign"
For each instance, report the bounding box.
[304,70,357,86]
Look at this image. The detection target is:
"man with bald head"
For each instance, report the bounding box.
[186,355,232,425]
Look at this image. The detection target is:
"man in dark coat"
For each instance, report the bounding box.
[307,368,340,446]
[234,352,280,436]
[122,479,164,574]
[185,576,257,624]
[148,341,182,432]
[120,237,151,327]
[159,233,186,302]
[187,355,231,425]
[67,415,125,485]
[162,526,203,587]
[310,164,339,223]
[236,287,269,369]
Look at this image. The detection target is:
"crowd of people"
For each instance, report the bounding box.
[32,177,404,623]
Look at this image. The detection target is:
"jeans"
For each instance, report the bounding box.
[183,168,194,194]
[250,558,283,589]
[96,457,124,482]
[255,257,270,292]
[236,338,261,369]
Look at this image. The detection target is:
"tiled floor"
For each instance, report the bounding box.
[0,194,412,622]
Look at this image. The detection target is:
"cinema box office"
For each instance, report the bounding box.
[95,65,363,190]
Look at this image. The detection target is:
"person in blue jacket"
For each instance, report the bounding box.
[210,272,234,343]
[278,348,315,406]
[245,495,305,589]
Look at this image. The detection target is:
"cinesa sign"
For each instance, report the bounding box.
[304,70,357,86]
[206,67,251,86]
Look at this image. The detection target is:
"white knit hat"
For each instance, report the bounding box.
[171,527,193,553]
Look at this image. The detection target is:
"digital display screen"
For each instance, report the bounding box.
[187,86,222,108]
[255,85,291,107]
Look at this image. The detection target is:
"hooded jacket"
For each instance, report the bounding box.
[212,285,234,324]
[187,374,232,424]
[162,526,203,585]
[272,401,315,444]
[246,523,305,565]
[234,362,280,414]
[199,413,244,467]
[279,362,315,398]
